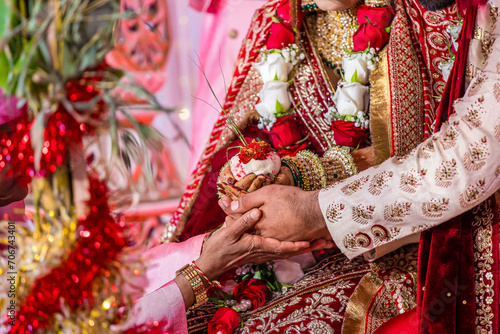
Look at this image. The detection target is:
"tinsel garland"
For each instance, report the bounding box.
[10,177,125,332]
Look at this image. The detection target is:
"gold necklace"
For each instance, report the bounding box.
[305,2,361,70]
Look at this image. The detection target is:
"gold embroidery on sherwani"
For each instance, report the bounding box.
[471,201,496,333]
[344,233,372,250]
[463,137,489,171]
[368,171,394,195]
[421,198,450,218]
[383,202,412,223]
[459,179,486,208]
[352,205,376,225]
[371,225,401,246]
[435,159,458,188]
[326,203,345,224]
[417,139,435,159]
[441,126,459,149]
[494,82,500,101]
[341,175,370,196]
[399,169,424,193]
[461,96,486,128]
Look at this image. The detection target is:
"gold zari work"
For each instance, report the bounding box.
[305,3,360,68]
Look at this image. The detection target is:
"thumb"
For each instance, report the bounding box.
[227,208,261,238]
[229,189,266,214]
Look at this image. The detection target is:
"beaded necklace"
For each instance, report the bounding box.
[304,2,361,70]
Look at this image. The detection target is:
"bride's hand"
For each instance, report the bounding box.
[218,164,294,199]
[195,209,314,281]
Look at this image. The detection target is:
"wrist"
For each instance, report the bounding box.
[307,189,326,231]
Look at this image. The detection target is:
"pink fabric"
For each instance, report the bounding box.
[188,0,266,174]
[0,89,26,220]
[125,234,206,332]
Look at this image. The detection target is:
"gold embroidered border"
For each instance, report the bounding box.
[369,47,392,164]
[342,271,384,334]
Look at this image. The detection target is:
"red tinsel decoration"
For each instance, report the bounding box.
[0,64,107,187]
[10,177,126,333]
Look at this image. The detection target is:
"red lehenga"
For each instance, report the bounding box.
[160,0,498,333]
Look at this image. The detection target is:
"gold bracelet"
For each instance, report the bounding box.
[297,150,327,189]
[176,264,208,308]
[324,146,357,178]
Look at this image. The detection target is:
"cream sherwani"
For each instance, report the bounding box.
[320,1,500,260]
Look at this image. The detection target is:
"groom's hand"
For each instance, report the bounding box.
[219,185,331,243]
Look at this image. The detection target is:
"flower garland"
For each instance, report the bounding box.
[323,4,395,147]
[253,0,305,131]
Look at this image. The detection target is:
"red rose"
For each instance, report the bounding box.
[207,307,241,334]
[233,278,270,310]
[267,22,295,49]
[266,0,295,49]
[352,22,390,52]
[357,5,395,28]
[330,120,369,148]
[262,115,304,150]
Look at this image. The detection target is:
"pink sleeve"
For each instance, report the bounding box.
[128,281,189,333]
[139,233,206,295]
[0,89,23,125]
[122,234,206,331]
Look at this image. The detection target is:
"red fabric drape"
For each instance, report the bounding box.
[417,3,498,333]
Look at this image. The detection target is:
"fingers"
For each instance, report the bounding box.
[309,239,335,251]
[223,183,248,199]
[259,237,310,255]
[228,188,267,214]
[227,209,262,237]
[275,167,294,186]
[234,173,256,191]
[247,175,266,192]
[219,164,235,185]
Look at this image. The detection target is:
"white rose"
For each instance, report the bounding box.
[342,54,370,85]
[255,81,291,118]
[253,53,289,83]
[332,82,369,116]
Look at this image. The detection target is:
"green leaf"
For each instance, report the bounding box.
[271,15,281,23]
[274,73,279,81]
[0,0,12,40]
[384,26,391,33]
[351,69,358,83]
[275,99,284,114]
[0,51,10,90]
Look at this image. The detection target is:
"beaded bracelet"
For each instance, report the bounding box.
[297,150,327,189]
[191,261,223,289]
[176,264,208,308]
[324,146,358,178]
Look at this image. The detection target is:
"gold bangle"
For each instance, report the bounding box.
[324,146,357,178]
[176,264,208,308]
[297,150,327,189]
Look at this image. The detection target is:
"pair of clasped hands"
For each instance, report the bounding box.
[195,164,337,281]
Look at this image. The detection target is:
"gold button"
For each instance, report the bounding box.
[228,29,238,39]
[447,293,451,297]
[462,300,467,305]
